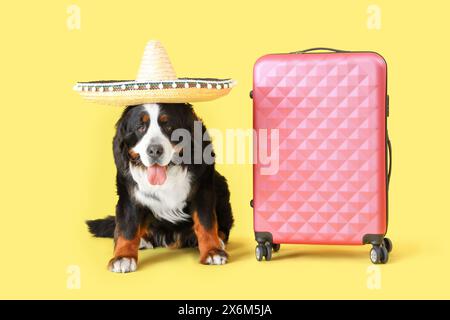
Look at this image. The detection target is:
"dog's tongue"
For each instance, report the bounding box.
[147,165,167,185]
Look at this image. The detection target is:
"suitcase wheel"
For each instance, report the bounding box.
[264,242,272,261]
[255,244,264,261]
[255,242,279,261]
[383,238,393,253]
[370,245,389,264]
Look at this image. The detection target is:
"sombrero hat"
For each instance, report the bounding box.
[73,40,236,106]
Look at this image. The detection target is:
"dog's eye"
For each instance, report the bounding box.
[161,122,172,132]
[137,125,146,133]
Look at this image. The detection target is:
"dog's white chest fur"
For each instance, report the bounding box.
[129,165,192,224]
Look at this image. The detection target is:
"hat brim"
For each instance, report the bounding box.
[74,78,235,106]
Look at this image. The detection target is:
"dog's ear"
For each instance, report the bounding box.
[113,106,136,173]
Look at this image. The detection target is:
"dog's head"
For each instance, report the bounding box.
[113,103,202,185]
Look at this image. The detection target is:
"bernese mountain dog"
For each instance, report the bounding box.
[86,103,234,272]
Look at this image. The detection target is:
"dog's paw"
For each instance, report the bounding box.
[139,238,154,250]
[108,257,137,273]
[201,249,228,265]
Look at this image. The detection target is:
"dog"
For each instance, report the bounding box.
[86,103,233,272]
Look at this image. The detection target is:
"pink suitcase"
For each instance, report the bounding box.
[251,48,392,264]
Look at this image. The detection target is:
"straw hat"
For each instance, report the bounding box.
[73,40,236,106]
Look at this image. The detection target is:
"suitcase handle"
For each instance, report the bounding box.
[387,133,392,187]
[292,47,347,54]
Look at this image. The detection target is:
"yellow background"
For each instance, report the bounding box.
[1,0,449,299]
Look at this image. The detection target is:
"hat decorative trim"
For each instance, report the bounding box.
[74,40,236,106]
[74,78,236,92]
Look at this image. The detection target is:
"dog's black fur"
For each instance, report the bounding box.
[86,103,233,266]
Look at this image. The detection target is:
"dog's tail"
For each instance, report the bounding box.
[86,216,116,238]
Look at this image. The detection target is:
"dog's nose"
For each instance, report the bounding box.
[147,144,164,159]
